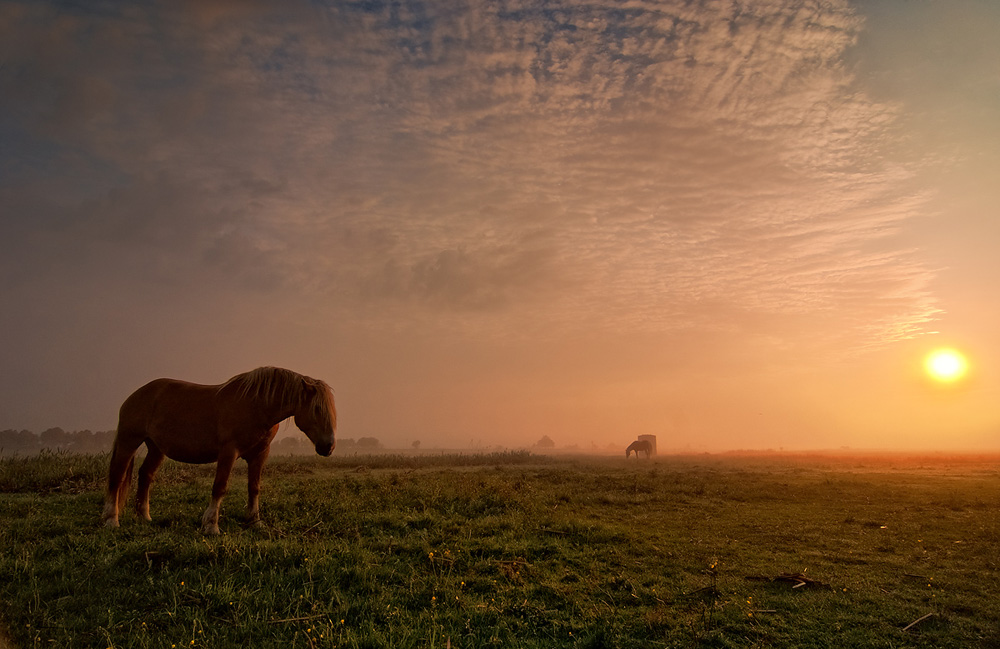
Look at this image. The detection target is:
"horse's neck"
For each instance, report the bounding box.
[224,385,299,427]
[260,399,299,425]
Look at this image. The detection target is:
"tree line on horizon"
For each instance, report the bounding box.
[0,428,383,456]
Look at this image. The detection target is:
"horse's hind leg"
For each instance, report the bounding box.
[118,456,133,511]
[136,442,165,522]
[102,437,142,528]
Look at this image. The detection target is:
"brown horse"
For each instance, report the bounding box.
[101,366,336,534]
[626,439,651,458]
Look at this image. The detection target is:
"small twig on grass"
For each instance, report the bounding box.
[300,522,322,536]
[745,573,833,590]
[683,585,720,600]
[775,573,832,589]
[267,614,326,625]
[902,612,935,632]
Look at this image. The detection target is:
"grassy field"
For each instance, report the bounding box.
[1,450,1000,648]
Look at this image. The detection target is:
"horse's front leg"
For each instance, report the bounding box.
[201,448,238,535]
[245,444,272,528]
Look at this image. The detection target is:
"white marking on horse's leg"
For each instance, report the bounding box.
[101,497,120,527]
[246,496,261,527]
[201,497,222,536]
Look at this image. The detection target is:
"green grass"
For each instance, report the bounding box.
[2,452,1000,648]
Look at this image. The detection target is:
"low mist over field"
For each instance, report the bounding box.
[3,452,1000,646]
[2,0,999,451]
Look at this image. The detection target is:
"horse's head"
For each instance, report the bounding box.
[294,379,337,457]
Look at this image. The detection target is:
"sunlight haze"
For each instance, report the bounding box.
[1,0,998,452]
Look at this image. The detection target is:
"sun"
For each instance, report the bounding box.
[924,348,968,383]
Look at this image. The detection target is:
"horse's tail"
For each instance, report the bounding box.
[109,440,135,511]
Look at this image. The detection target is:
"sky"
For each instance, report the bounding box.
[1,0,998,451]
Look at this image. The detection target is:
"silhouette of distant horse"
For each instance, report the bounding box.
[101,366,336,534]
[626,439,652,458]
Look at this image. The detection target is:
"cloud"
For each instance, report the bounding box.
[0,0,938,356]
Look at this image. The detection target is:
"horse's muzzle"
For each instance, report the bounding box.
[315,442,334,457]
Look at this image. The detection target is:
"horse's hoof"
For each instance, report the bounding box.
[201,525,221,536]
[102,518,120,528]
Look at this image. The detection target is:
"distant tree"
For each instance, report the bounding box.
[40,427,70,450]
[16,430,40,454]
[534,435,555,449]
[356,437,382,449]
[412,440,421,450]
[0,429,32,455]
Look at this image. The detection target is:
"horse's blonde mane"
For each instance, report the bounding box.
[222,367,336,426]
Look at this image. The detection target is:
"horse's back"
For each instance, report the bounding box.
[118,379,222,460]
[121,378,214,419]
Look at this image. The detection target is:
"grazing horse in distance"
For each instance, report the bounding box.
[101,366,336,535]
[626,439,652,459]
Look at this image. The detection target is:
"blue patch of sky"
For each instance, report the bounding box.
[40,0,143,18]
[309,0,437,65]
[238,32,323,101]
[338,0,389,14]
[0,128,128,211]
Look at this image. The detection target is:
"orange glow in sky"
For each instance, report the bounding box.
[2,1,1000,452]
